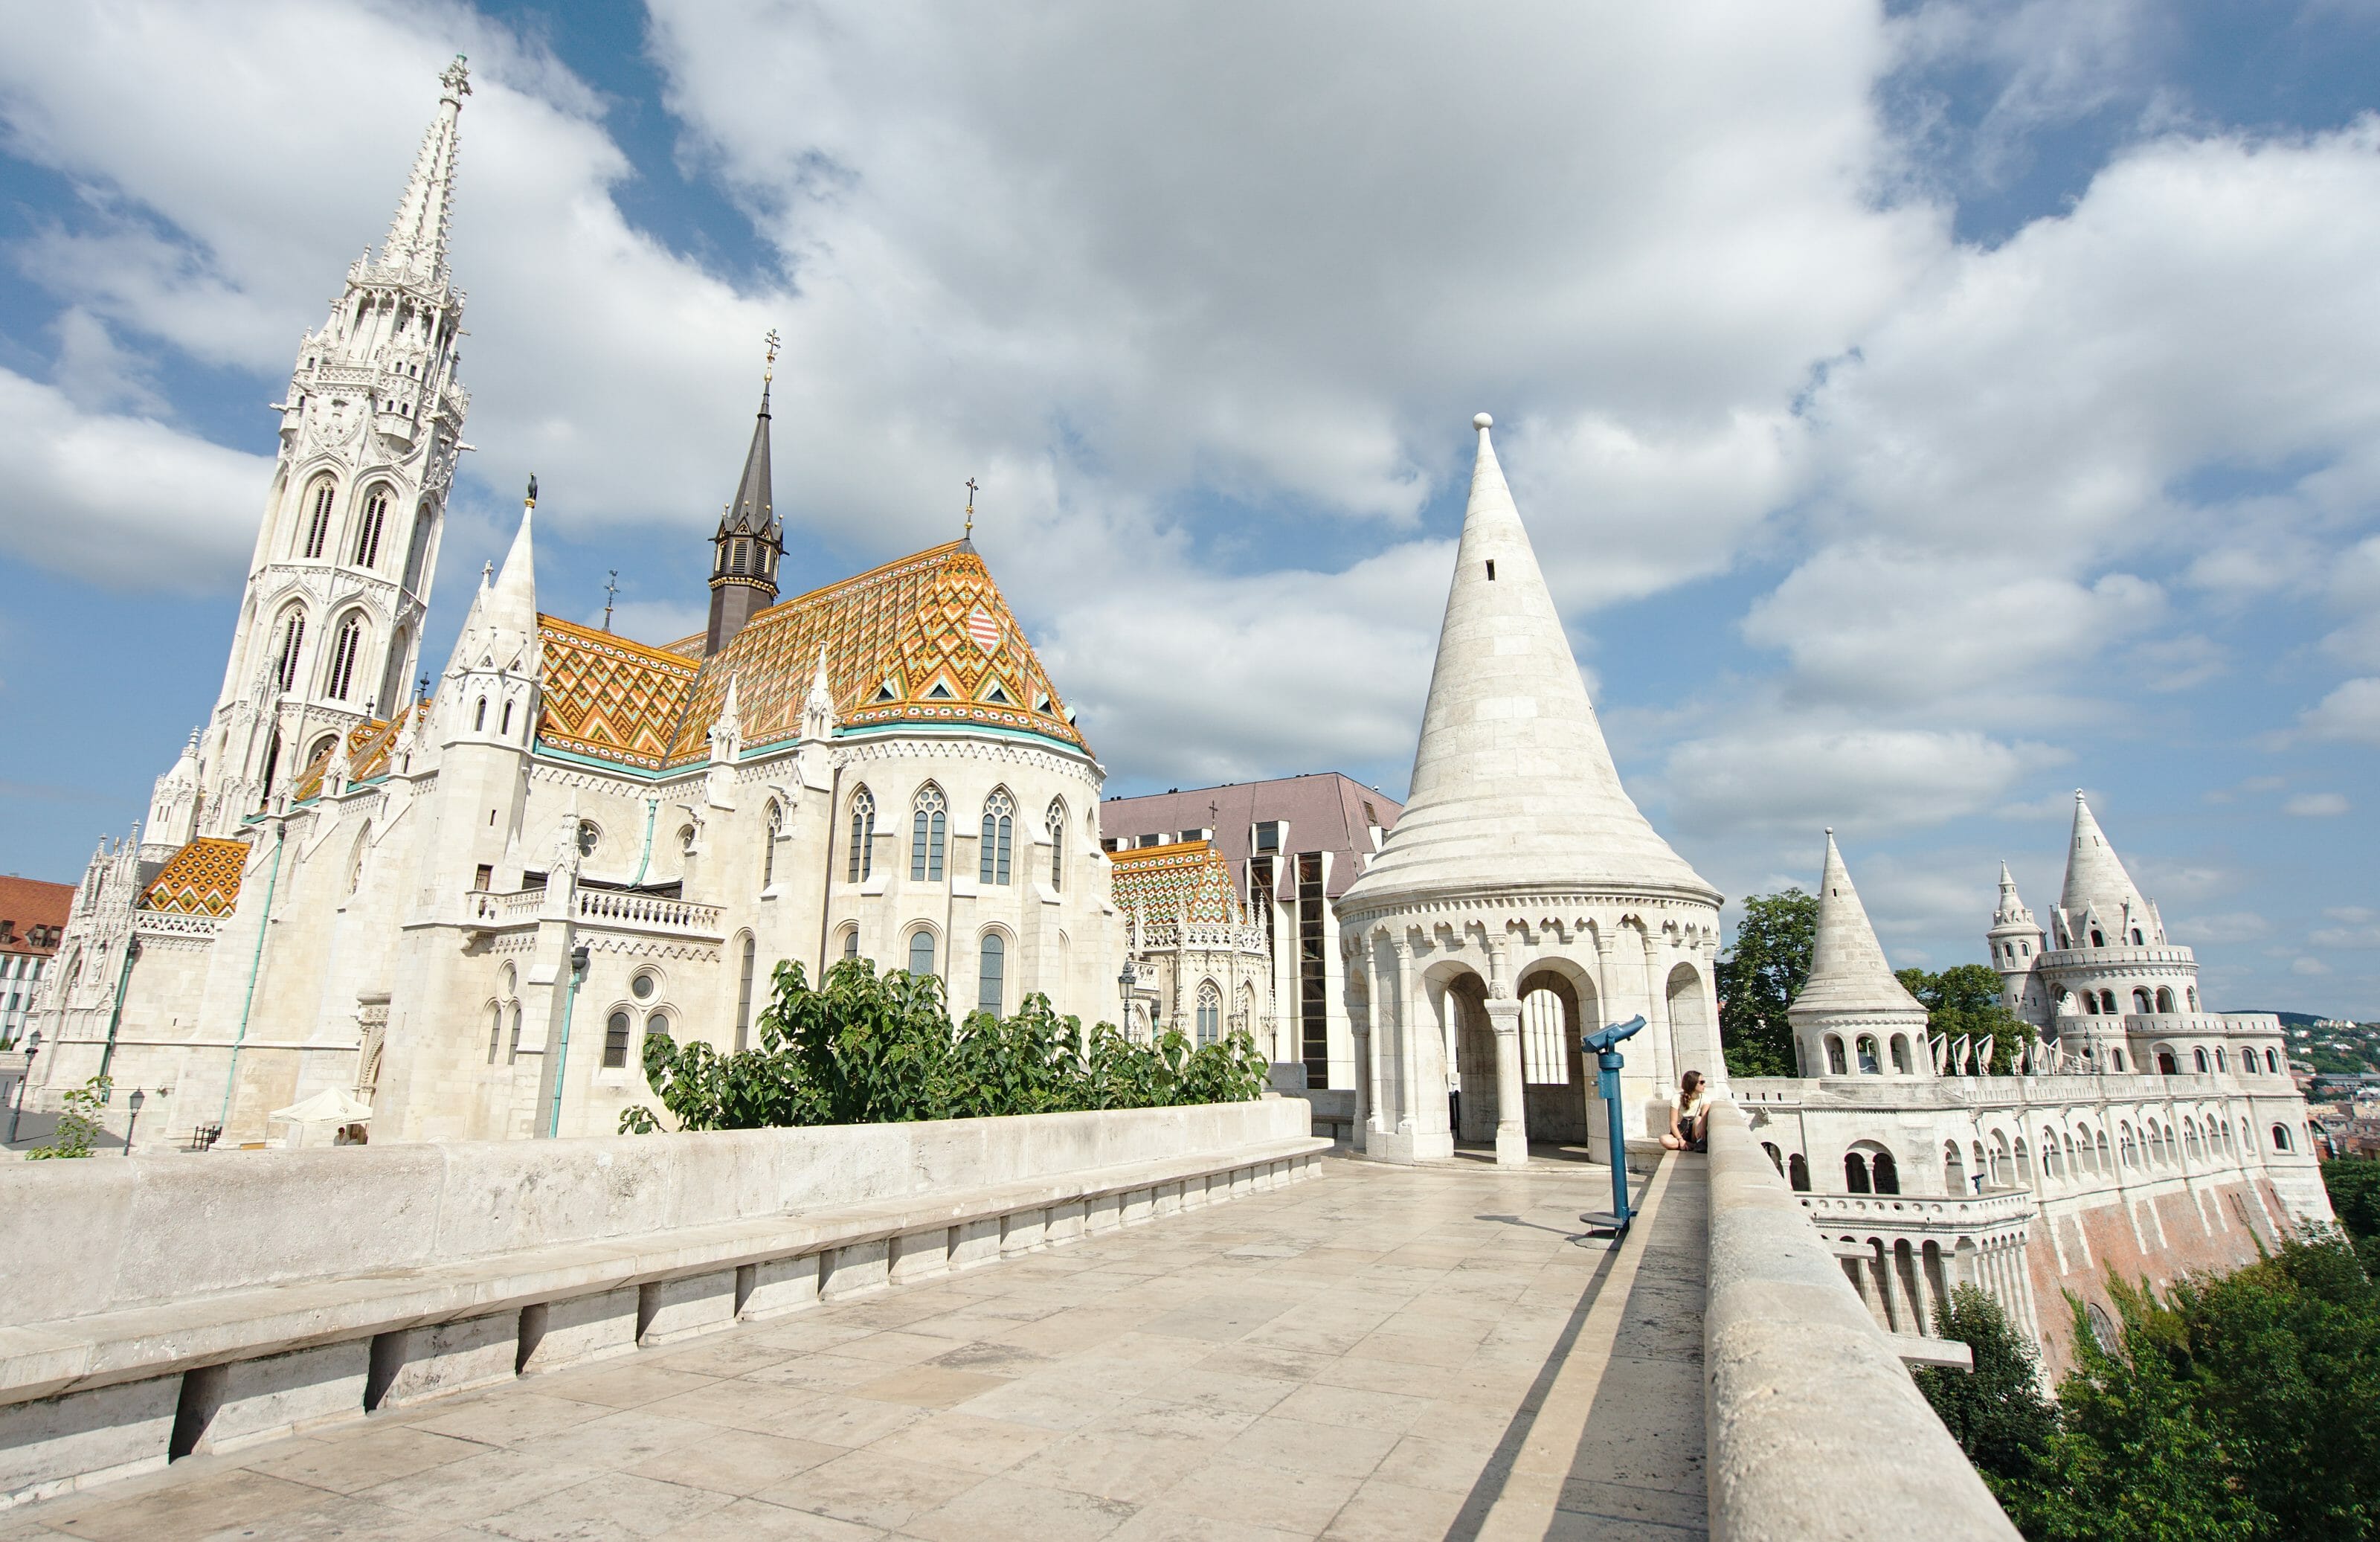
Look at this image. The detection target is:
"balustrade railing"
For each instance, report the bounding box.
[575,887,722,937]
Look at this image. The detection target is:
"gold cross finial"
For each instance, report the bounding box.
[964,477,979,539]
[763,327,780,384]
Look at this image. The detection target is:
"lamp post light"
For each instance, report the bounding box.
[8,1029,40,1146]
[1117,959,1139,1041]
[124,1087,145,1155]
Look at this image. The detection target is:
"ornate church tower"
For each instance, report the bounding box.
[704,342,784,655]
[182,57,474,836]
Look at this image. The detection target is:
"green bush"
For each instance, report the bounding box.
[26,1074,112,1160]
[621,957,1270,1134]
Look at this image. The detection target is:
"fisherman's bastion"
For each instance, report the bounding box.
[10,62,2334,1506]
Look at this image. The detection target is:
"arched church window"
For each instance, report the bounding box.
[911,785,947,881]
[256,731,283,810]
[603,1010,631,1069]
[762,800,782,888]
[907,929,936,979]
[1788,1153,1810,1192]
[842,928,861,961]
[1945,1140,1968,1192]
[1824,1035,1847,1076]
[487,1002,503,1064]
[272,610,307,692]
[1871,1151,1900,1195]
[501,700,514,736]
[576,821,600,858]
[2090,927,2106,948]
[1196,980,1221,1047]
[2158,1049,2178,1074]
[980,790,1014,885]
[353,488,390,568]
[2193,1047,2207,1073]
[474,697,487,730]
[2132,988,2152,1014]
[2155,986,2174,1012]
[847,788,875,882]
[735,935,756,1053]
[2111,1048,2126,1072]
[2271,1123,2292,1153]
[2214,1047,2227,1072]
[302,478,337,559]
[1844,1152,1871,1194]
[1855,1035,1881,1074]
[2187,987,2199,1010]
[324,613,364,701]
[2131,928,2144,945]
[1046,800,1067,890]
[978,933,1006,1015]
[2265,1047,2280,1074]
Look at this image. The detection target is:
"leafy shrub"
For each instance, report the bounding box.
[622,957,1269,1134]
[27,1074,112,1160]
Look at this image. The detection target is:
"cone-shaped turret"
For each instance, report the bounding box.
[2059,791,2152,946]
[1793,832,1926,1017]
[1340,414,1715,910]
[379,57,469,286]
[1993,861,2033,928]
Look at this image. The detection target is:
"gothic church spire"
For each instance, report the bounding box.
[706,341,785,655]
[379,56,469,286]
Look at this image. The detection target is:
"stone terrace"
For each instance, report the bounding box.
[4,1154,1708,1542]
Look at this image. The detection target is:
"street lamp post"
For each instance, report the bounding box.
[1117,959,1138,1040]
[8,1029,40,1146]
[124,1087,145,1155]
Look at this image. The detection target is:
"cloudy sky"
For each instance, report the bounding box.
[1,0,2374,1015]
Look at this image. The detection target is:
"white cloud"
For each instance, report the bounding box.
[2312,922,2380,950]
[2300,678,2380,745]
[1662,722,2063,836]
[2283,791,2351,817]
[0,367,271,585]
[2292,956,2332,977]
[2172,911,2272,945]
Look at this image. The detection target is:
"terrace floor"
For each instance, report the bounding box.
[7,1151,1708,1542]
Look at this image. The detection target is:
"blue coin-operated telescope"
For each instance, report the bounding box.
[1579,1014,1647,1236]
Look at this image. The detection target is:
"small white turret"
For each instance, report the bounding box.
[1788,831,1932,1078]
[1987,861,2048,1024]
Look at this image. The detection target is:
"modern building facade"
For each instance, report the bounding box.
[1101,774,1400,1093]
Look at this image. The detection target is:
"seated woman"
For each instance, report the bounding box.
[1661,1070,1708,1151]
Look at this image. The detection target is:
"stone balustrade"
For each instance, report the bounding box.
[0,1097,1323,1508]
[129,912,221,942]
[1705,1098,2019,1540]
[573,887,722,937]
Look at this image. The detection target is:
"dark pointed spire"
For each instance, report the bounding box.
[719,378,774,538]
[707,334,786,655]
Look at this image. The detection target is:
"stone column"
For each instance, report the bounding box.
[1363,933,1389,1144]
[1488,997,1526,1167]
[1349,1021,1371,1152]
[1641,928,1675,1094]
[1389,928,1409,1132]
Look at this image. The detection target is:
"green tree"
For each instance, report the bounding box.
[1716,888,1817,1078]
[26,1074,112,1160]
[1897,963,2032,1073]
[622,957,1269,1134]
[2324,1159,2380,1275]
[1915,1285,2058,1493]
[1995,1232,2380,1541]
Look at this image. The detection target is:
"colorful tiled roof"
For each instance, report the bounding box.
[534,540,1086,771]
[537,618,704,771]
[141,838,248,916]
[1109,840,1241,923]
[289,702,434,803]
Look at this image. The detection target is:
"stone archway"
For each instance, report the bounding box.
[1516,966,1590,1144]
[1444,970,1497,1145]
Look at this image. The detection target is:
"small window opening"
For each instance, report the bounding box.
[1485,560,1496,580]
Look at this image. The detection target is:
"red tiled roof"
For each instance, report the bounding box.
[0,876,73,955]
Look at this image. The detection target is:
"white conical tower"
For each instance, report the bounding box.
[1340,414,1716,911]
[1987,860,2048,1021]
[2057,791,2157,949]
[1336,414,1725,1170]
[1789,832,1932,1078]
[440,482,541,753]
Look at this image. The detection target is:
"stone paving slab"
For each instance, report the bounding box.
[7,1152,1706,1541]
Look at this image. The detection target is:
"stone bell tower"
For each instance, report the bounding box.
[184,57,475,835]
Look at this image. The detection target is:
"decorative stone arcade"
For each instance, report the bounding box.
[1337,416,1723,1166]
